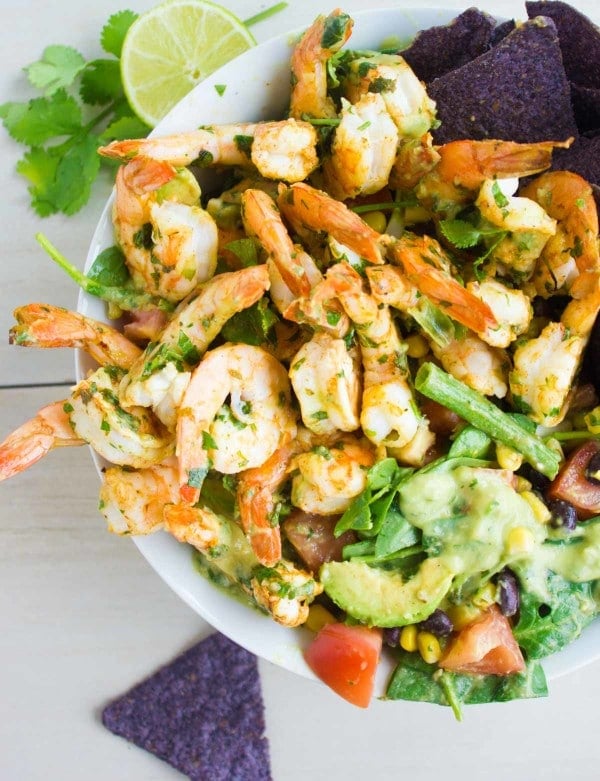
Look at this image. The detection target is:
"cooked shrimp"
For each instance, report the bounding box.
[510,281,600,426]
[389,133,440,191]
[237,438,301,566]
[9,303,142,369]
[251,558,323,627]
[99,458,180,535]
[241,188,348,334]
[177,344,297,504]
[278,182,497,333]
[475,178,556,277]
[466,279,533,348]
[114,159,218,302]
[291,435,375,515]
[0,401,83,481]
[343,53,437,138]
[163,502,223,552]
[322,94,399,200]
[289,331,361,436]
[100,119,319,183]
[326,262,434,462]
[70,367,173,468]
[120,265,270,427]
[416,138,571,217]
[521,171,600,296]
[289,8,353,120]
[430,331,509,398]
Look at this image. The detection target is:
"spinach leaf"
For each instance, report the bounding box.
[513,570,597,659]
[448,425,492,459]
[221,298,279,346]
[87,245,130,286]
[374,504,420,557]
[199,474,237,517]
[386,650,547,719]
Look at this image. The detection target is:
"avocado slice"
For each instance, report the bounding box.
[320,557,454,627]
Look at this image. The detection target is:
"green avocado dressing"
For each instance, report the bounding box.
[543,520,600,584]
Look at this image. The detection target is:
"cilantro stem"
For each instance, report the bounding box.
[351,200,418,214]
[302,116,341,126]
[545,430,600,442]
[36,233,174,313]
[244,2,288,27]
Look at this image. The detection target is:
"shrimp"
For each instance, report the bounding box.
[322,94,399,200]
[416,138,572,217]
[251,559,323,627]
[177,344,297,504]
[510,280,600,426]
[237,438,301,566]
[99,119,319,184]
[9,303,142,369]
[290,435,376,515]
[99,458,180,535]
[430,332,510,398]
[241,188,348,334]
[278,182,497,334]
[342,53,437,139]
[289,8,353,120]
[114,159,218,302]
[474,178,556,278]
[389,133,440,191]
[0,401,83,481]
[466,279,533,348]
[120,265,270,427]
[289,331,362,436]
[521,171,600,296]
[326,262,434,462]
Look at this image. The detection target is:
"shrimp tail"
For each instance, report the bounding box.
[121,156,178,193]
[0,401,83,481]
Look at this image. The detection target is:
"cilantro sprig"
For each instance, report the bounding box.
[439,218,508,281]
[0,10,149,217]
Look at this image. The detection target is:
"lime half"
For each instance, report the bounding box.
[121,0,256,127]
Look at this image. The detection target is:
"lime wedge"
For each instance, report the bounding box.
[121,0,256,127]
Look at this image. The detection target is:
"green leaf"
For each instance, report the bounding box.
[80,59,123,105]
[200,474,236,517]
[335,489,372,535]
[48,133,100,215]
[98,115,150,145]
[448,425,492,459]
[16,147,60,216]
[24,45,86,96]
[513,570,597,659]
[439,219,482,249]
[221,299,279,346]
[202,431,218,451]
[374,507,420,557]
[367,458,401,490]
[224,237,258,267]
[87,245,130,286]
[101,10,138,57]
[0,89,81,145]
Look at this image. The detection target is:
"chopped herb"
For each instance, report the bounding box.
[321,12,352,49]
[326,309,342,326]
[368,76,396,93]
[214,84,226,96]
[311,410,329,421]
[100,420,111,432]
[187,465,208,489]
[202,431,218,451]
[357,120,371,131]
[195,149,214,166]
[233,134,253,156]
[491,180,509,208]
[133,222,153,250]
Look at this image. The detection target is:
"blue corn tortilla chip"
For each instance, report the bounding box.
[570,83,600,134]
[526,1,600,89]
[552,132,600,190]
[428,17,578,144]
[400,8,497,83]
[490,19,516,46]
[102,633,271,781]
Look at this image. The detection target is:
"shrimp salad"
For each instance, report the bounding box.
[4,7,600,713]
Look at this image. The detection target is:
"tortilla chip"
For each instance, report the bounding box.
[490,19,516,45]
[526,1,600,88]
[552,133,600,189]
[400,8,496,83]
[102,633,271,781]
[570,83,600,134]
[428,17,578,144]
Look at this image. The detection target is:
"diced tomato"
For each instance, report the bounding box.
[283,511,356,573]
[547,440,600,519]
[304,622,382,708]
[439,605,525,675]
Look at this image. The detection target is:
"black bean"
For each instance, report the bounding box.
[547,498,578,531]
[420,609,453,637]
[497,568,520,617]
[586,452,600,485]
[518,463,551,494]
[383,627,400,647]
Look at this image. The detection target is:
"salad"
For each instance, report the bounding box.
[3,3,600,716]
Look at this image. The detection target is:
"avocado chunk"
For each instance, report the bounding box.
[320,557,455,627]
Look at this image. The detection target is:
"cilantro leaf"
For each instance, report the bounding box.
[80,59,124,105]
[439,219,482,249]
[47,134,101,215]
[101,10,138,57]
[87,245,130,286]
[0,89,81,145]
[24,45,86,96]
[16,147,60,217]
[99,115,150,145]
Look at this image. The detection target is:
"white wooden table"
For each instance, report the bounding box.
[2,1,600,779]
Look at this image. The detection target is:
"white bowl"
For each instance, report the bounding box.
[78,6,600,696]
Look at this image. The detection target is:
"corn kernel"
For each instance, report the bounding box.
[404,205,432,225]
[417,631,442,664]
[514,475,532,493]
[446,603,482,630]
[406,333,429,359]
[495,442,523,471]
[400,624,418,652]
[520,490,552,524]
[506,526,536,556]
[305,604,336,633]
[585,406,600,435]
[472,581,498,608]
[362,210,388,234]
